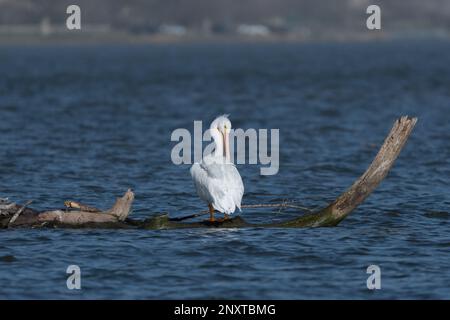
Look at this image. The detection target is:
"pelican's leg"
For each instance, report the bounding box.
[208,204,215,222]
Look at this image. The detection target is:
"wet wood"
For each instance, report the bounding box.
[7,200,33,228]
[0,116,417,229]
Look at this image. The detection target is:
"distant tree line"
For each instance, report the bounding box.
[0,0,449,32]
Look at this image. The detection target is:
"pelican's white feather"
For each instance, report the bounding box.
[190,155,244,214]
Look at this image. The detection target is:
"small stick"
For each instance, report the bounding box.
[170,202,314,222]
[8,200,33,227]
[63,200,102,213]
[242,202,314,212]
[170,210,209,222]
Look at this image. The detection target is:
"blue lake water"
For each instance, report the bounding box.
[0,41,450,299]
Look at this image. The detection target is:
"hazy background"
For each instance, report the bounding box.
[0,0,449,43]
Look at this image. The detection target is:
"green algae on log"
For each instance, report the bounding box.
[0,116,417,229]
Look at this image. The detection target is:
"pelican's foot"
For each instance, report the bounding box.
[202,218,218,225]
[216,214,231,222]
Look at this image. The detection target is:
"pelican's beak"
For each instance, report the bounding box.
[222,129,230,162]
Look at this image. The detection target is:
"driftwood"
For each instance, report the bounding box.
[0,116,417,230]
[0,190,134,228]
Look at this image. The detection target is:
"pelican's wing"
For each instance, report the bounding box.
[190,162,226,205]
[225,163,244,211]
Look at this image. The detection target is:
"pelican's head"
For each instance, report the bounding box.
[210,114,232,133]
[210,115,232,160]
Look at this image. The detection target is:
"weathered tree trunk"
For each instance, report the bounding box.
[0,116,417,230]
[272,116,418,228]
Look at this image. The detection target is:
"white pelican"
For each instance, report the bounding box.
[190,115,244,222]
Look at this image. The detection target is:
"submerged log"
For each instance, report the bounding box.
[0,116,417,230]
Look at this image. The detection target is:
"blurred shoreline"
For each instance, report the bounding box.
[1,0,449,45]
[1,29,449,46]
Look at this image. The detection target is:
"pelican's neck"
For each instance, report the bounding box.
[212,130,224,158]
